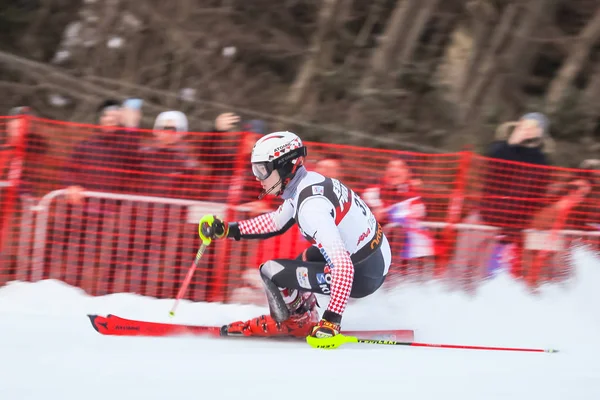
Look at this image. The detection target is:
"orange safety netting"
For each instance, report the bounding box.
[0,115,598,305]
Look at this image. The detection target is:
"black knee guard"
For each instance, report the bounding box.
[259,261,291,322]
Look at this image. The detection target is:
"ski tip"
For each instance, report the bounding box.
[87,314,101,333]
[546,348,560,353]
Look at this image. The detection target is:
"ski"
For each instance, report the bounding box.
[88,314,224,337]
[87,314,414,341]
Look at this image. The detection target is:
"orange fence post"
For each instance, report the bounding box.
[434,149,472,277]
[0,114,27,283]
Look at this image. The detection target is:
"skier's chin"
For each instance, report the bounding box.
[263,182,281,195]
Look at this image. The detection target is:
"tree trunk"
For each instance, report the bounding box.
[341,0,387,70]
[577,61,600,140]
[494,0,557,120]
[358,0,421,92]
[507,0,558,77]
[19,0,54,60]
[545,6,600,115]
[460,3,517,124]
[353,0,387,48]
[458,0,498,97]
[396,0,441,74]
[83,0,122,76]
[348,0,421,128]
[296,1,354,120]
[283,0,343,114]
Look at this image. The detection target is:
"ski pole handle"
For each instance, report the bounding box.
[198,215,216,245]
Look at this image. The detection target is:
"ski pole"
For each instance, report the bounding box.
[307,334,559,353]
[347,337,558,353]
[169,220,214,317]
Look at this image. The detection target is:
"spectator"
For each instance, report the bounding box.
[46,100,145,289]
[0,106,49,274]
[315,154,343,180]
[121,98,143,129]
[362,158,435,267]
[215,112,242,133]
[453,112,557,281]
[200,114,268,203]
[362,159,423,223]
[573,159,599,232]
[241,119,267,136]
[137,110,201,199]
[1,106,49,198]
[63,99,144,205]
[528,158,597,259]
[524,175,591,283]
[479,113,554,227]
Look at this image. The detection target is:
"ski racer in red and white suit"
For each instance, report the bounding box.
[199,131,391,340]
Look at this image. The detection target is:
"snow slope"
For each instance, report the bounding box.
[0,246,599,400]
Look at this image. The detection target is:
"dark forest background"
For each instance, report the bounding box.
[1,0,600,165]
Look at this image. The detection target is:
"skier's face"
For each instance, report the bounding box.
[260,168,281,194]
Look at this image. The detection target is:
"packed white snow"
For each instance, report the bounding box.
[0,246,599,400]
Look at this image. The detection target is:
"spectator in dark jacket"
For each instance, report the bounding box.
[479,112,554,230]
[138,110,201,199]
[451,112,556,282]
[199,115,268,202]
[63,99,144,205]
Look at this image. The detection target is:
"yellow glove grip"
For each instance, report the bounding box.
[198,214,215,246]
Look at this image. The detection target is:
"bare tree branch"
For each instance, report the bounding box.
[284,0,343,114]
[396,0,442,70]
[460,3,517,123]
[545,6,600,114]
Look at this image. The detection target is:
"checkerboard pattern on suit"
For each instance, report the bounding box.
[323,238,354,316]
[238,212,278,235]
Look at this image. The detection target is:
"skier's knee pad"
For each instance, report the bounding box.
[258,260,291,322]
[259,260,285,281]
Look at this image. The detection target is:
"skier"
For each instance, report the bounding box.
[198,131,391,342]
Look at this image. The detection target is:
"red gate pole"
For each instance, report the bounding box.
[434,148,473,277]
[0,113,28,283]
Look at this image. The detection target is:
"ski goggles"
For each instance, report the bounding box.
[252,162,274,181]
[251,147,307,181]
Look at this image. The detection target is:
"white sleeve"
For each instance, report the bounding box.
[298,196,354,320]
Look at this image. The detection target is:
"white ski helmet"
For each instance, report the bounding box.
[251,131,307,196]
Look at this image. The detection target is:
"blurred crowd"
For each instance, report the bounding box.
[1,100,599,298]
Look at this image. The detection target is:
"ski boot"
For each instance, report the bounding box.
[225,291,319,337]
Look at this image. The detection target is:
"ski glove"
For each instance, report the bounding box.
[198,214,229,244]
[309,318,340,339]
